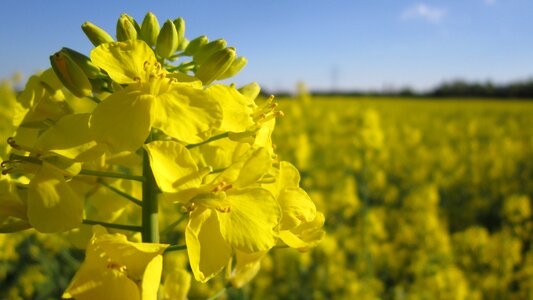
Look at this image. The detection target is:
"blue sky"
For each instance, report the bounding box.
[1,0,532,92]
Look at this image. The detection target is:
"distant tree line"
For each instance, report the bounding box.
[269,79,533,99]
[428,79,533,99]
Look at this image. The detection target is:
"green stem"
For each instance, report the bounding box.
[161,214,188,236]
[206,287,227,300]
[164,244,187,253]
[142,143,159,243]
[186,132,229,149]
[79,169,145,182]
[87,96,102,104]
[99,179,143,206]
[82,219,142,232]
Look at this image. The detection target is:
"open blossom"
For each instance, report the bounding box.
[145,140,281,282]
[63,226,168,300]
[89,39,222,152]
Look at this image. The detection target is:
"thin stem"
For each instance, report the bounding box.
[161,214,188,236]
[79,169,145,182]
[186,132,230,149]
[86,96,102,104]
[142,135,159,243]
[98,179,142,206]
[164,244,187,253]
[206,287,227,300]
[82,219,142,232]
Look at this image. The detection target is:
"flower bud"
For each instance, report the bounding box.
[89,77,112,94]
[50,50,92,98]
[178,38,189,51]
[238,82,261,100]
[81,22,114,46]
[196,48,236,85]
[116,14,138,41]
[218,56,247,80]
[60,47,101,79]
[156,20,179,58]
[173,17,186,49]
[183,35,208,56]
[140,12,160,47]
[193,39,227,65]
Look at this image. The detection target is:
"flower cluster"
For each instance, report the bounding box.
[0,12,324,299]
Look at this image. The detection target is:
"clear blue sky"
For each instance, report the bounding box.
[1,0,532,92]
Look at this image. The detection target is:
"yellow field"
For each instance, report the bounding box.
[245,96,533,299]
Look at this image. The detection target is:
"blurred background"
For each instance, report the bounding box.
[1,1,533,299]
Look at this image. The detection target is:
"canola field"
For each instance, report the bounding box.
[253,95,533,299]
[1,76,533,299]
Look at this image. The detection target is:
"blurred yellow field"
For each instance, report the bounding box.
[252,95,533,299]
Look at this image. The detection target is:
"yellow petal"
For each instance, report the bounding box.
[161,269,191,300]
[90,86,153,152]
[0,177,27,220]
[218,188,280,253]
[91,40,156,84]
[186,207,232,282]
[234,147,271,187]
[27,162,83,233]
[92,233,168,279]
[230,250,266,288]
[279,161,301,190]
[63,263,141,300]
[280,212,325,251]
[205,84,254,132]
[278,230,308,249]
[152,84,222,144]
[142,255,164,300]
[35,113,105,162]
[278,187,316,230]
[213,146,269,187]
[144,141,202,193]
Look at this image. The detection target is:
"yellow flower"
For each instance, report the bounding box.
[63,226,168,300]
[26,161,84,233]
[265,161,325,251]
[89,39,222,152]
[0,176,30,233]
[144,140,281,282]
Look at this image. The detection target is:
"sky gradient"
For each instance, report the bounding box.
[1,0,532,92]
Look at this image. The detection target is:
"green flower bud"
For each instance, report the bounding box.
[196,48,236,85]
[183,35,208,56]
[50,50,92,98]
[122,13,141,32]
[238,82,261,100]
[193,39,227,65]
[218,56,247,80]
[173,17,186,48]
[89,77,113,94]
[178,38,189,51]
[61,47,101,79]
[140,12,160,47]
[156,20,179,58]
[116,14,138,41]
[81,22,114,46]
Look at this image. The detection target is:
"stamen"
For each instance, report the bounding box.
[183,202,196,212]
[2,167,14,175]
[107,261,127,273]
[215,206,231,213]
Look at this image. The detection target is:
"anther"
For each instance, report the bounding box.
[107,261,127,273]
[143,61,151,70]
[215,206,232,213]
